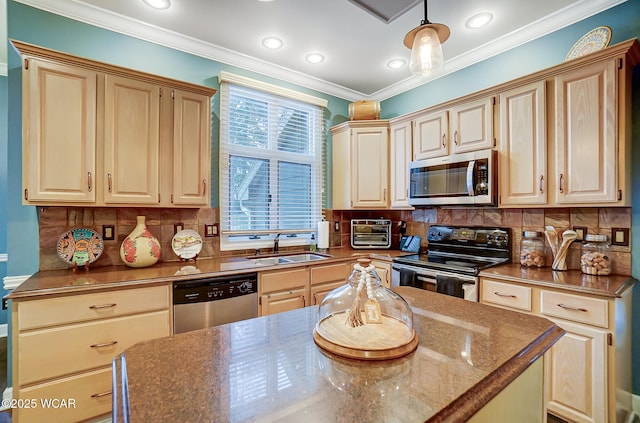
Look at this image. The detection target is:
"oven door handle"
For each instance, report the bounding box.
[466,160,476,196]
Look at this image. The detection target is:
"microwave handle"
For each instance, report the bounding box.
[466,160,476,196]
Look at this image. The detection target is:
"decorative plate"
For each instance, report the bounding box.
[57,228,104,266]
[565,26,612,61]
[172,229,203,260]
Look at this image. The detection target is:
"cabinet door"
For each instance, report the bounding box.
[260,288,306,316]
[310,281,345,305]
[371,260,392,288]
[351,127,389,208]
[545,319,607,423]
[554,59,617,204]
[23,58,97,203]
[103,75,160,204]
[413,110,448,159]
[498,81,547,206]
[172,90,211,205]
[389,121,413,209]
[450,97,494,154]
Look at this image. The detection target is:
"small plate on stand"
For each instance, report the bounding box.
[172,229,203,261]
[565,26,612,61]
[57,228,104,272]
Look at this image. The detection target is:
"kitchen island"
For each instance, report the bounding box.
[113,287,564,422]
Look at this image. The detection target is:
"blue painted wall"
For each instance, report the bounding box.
[0,74,8,327]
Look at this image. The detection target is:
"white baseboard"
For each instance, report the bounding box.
[0,325,6,338]
[0,387,11,411]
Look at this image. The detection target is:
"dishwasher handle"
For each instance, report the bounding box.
[173,273,257,305]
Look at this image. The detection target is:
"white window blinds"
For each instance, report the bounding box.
[219,80,325,238]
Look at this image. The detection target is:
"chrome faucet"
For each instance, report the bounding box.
[273,234,281,253]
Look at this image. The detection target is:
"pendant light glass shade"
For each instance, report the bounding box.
[409,26,445,76]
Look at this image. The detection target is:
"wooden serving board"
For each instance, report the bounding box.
[314,312,418,360]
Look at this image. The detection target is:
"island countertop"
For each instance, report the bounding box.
[114,287,564,422]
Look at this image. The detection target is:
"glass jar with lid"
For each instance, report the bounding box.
[580,234,611,275]
[314,258,417,360]
[520,231,546,268]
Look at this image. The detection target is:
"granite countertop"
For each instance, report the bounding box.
[114,287,564,423]
[480,263,636,298]
[6,248,408,300]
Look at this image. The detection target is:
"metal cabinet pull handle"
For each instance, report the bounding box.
[442,134,446,148]
[559,174,564,193]
[90,341,118,348]
[494,291,517,298]
[88,172,93,192]
[557,303,588,312]
[91,390,112,398]
[108,173,113,192]
[539,175,544,194]
[89,303,117,310]
[302,295,306,307]
[454,130,458,145]
[202,178,207,196]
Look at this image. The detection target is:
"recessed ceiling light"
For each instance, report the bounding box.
[305,53,325,64]
[262,37,283,49]
[142,0,171,10]
[465,12,493,29]
[387,59,406,69]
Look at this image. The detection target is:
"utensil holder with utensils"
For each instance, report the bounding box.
[544,226,577,271]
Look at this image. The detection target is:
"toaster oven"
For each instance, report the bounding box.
[351,219,391,249]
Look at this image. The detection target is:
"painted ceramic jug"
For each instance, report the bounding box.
[119,216,161,268]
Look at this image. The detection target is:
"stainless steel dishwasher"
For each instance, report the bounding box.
[173,272,258,334]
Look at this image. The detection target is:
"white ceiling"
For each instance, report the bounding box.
[5,0,629,100]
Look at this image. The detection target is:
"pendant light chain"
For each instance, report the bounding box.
[422,0,430,26]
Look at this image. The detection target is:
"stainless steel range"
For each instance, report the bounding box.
[392,225,511,302]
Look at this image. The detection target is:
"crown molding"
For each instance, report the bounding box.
[12,0,628,101]
[373,0,628,100]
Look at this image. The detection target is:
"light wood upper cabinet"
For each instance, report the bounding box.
[449,96,495,154]
[553,59,618,204]
[389,120,413,209]
[412,96,494,161]
[498,81,547,206]
[22,58,97,203]
[171,90,211,206]
[103,75,160,204]
[15,40,216,208]
[412,110,448,159]
[331,120,389,209]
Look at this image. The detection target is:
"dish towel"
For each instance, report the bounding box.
[398,268,417,287]
[436,275,465,299]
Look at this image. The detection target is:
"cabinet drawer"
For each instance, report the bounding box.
[18,367,112,423]
[260,268,309,293]
[481,279,532,312]
[19,310,170,385]
[18,284,170,330]
[310,263,350,285]
[540,290,608,328]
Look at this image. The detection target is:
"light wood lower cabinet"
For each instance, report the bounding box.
[310,262,351,305]
[11,284,171,423]
[479,276,634,423]
[259,268,309,316]
[370,259,392,288]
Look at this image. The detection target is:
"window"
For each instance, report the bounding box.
[219,73,326,250]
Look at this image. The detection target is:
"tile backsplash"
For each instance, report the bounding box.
[38,206,631,276]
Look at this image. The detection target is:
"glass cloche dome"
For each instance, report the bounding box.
[313,258,417,360]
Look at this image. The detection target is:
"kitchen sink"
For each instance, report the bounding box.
[250,257,293,266]
[247,253,330,266]
[281,253,328,262]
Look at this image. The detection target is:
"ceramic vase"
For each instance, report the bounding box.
[119,216,161,268]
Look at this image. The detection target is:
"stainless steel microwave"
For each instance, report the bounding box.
[408,149,496,206]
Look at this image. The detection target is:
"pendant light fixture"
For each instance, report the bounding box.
[403,0,450,77]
